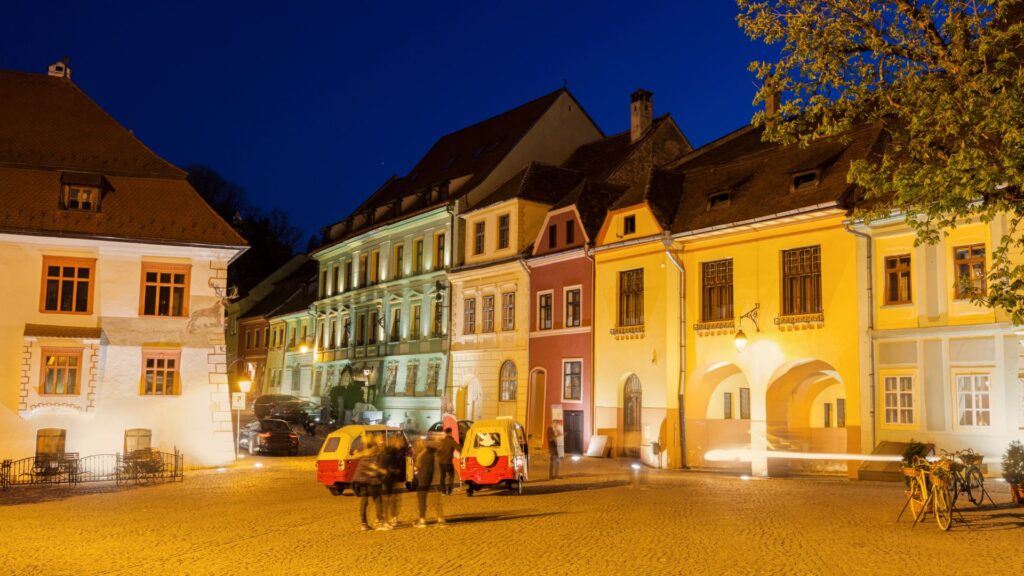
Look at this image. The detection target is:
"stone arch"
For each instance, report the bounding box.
[764,358,848,476]
[686,362,752,471]
[527,368,547,444]
[622,374,642,457]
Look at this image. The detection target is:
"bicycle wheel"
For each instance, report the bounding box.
[934,482,953,531]
[965,466,985,507]
[908,476,926,520]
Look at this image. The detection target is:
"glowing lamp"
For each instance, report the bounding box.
[299,343,309,354]
[238,379,252,394]
[733,329,748,352]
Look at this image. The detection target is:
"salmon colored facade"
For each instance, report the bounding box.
[527,208,594,454]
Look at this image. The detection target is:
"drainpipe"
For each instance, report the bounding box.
[662,235,687,469]
[442,200,457,416]
[584,244,597,457]
[843,222,876,452]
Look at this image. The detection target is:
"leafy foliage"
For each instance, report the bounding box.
[738,0,1024,322]
[1003,439,1024,484]
[187,165,303,296]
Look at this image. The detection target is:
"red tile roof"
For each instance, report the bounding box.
[0,70,245,247]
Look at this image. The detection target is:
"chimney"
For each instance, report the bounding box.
[630,89,653,143]
[764,90,780,128]
[47,58,71,79]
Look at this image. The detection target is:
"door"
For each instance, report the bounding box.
[528,370,546,446]
[563,410,583,455]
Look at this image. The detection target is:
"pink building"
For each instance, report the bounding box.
[527,181,624,454]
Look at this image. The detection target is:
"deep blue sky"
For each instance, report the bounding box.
[1,1,775,241]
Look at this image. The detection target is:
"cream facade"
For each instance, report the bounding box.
[0,234,242,466]
[853,214,1023,460]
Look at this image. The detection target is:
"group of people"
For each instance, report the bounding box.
[353,428,459,531]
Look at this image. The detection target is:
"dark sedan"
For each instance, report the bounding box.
[239,419,299,456]
[253,394,301,419]
[269,400,322,424]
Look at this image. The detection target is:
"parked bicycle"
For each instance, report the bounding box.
[942,448,988,507]
[901,456,953,531]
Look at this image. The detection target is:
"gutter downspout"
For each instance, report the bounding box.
[843,222,876,453]
[443,200,458,416]
[662,235,687,469]
[584,243,597,459]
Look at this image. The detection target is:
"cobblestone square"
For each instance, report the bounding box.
[3,455,1023,576]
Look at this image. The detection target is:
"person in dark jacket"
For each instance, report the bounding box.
[413,438,445,527]
[436,428,458,496]
[381,433,407,525]
[353,436,388,531]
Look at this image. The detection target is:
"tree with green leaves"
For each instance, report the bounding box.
[738,0,1024,322]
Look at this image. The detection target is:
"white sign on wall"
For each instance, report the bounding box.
[231,392,246,411]
[551,405,563,421]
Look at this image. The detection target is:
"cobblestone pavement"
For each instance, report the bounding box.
[3,455,1023,576]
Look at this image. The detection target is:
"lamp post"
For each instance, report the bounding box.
[235,378,252,459]
[734,303,761,352]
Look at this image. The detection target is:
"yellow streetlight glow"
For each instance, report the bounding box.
[238,379,252,394]
[299,343,309,354]
[734,329,748,352]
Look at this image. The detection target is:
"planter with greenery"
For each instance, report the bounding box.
[900,439,929,489]
[1002,440,1024,505]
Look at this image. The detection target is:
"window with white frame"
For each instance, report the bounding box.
[956,373,991,427]
[563,360,581,401]
[538,292,553,330]
[499,360,517,401]
[482,295,495,332]
[565,287,581,327]
[883,375,914,425]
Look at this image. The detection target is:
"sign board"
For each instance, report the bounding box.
[551,405,563,422]
[231,392,246,411]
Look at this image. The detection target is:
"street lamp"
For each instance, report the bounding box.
[235,378,252,459]
[299,343,309,354]
[734,303,761,352]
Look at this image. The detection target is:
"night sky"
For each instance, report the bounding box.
[1,1,776,241]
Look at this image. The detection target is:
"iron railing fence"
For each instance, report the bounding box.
[2,449,184,490]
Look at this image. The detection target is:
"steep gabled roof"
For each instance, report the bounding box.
[0,70,185,177]
[563,115,678,181]
[472,161,584,210]
[552,179,628,242]
[0,69,245,247]
[240,258,318,320]
[670,124,885,235]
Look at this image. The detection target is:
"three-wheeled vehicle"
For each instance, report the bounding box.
[458,418,529,495]
[316,425,415,496]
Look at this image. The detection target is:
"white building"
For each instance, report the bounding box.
[0,64,246,466]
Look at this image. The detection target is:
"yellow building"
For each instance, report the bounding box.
[594,123,886,475]
[450,164,586,424]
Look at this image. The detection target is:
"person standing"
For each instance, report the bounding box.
[353,436,388,531]
[381,434,407,526]
[547,421,564,480]
[436,428,458,496]
[413,438,445,527]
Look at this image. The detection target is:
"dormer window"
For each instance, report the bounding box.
[623,215,637,235]
[62,185,100,212]
[707,190,732,210]
[791,170,820,192]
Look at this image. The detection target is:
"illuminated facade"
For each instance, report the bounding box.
[313,89,602,431]
[0,64,246,466]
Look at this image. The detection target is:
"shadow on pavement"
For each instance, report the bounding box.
[443,511,561,524]
[481,479,629,497]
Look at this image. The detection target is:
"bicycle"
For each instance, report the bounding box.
[942,448,989,508]
[900,456,953,531]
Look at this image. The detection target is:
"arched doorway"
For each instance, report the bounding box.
[765,359,849,476]
[527,368,546,447]
[688,362,752,472]
[623,375,642,458]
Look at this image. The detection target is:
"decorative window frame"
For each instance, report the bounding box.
[561,358,583,403]
[563,285,582,328]
[878,369,918,430]
[139,348,183,396]
[40,256,96,315]
[38,347,84,395]
[139,262,192,317]
[536,289,554,331]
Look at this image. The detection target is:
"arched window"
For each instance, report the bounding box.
[499,361,517,402]
[623,375,642,432]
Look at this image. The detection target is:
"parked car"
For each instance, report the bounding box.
[239,419,299,456]
[427,419,473,446]
[270,400,321,423]
[459,418,529,495]
[253,394,300,419]
[316,425,414,496]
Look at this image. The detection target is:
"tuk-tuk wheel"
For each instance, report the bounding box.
[516,476,523,495]
[466,482,475,497]
[352,482,364,497]
[328,486,343,496]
